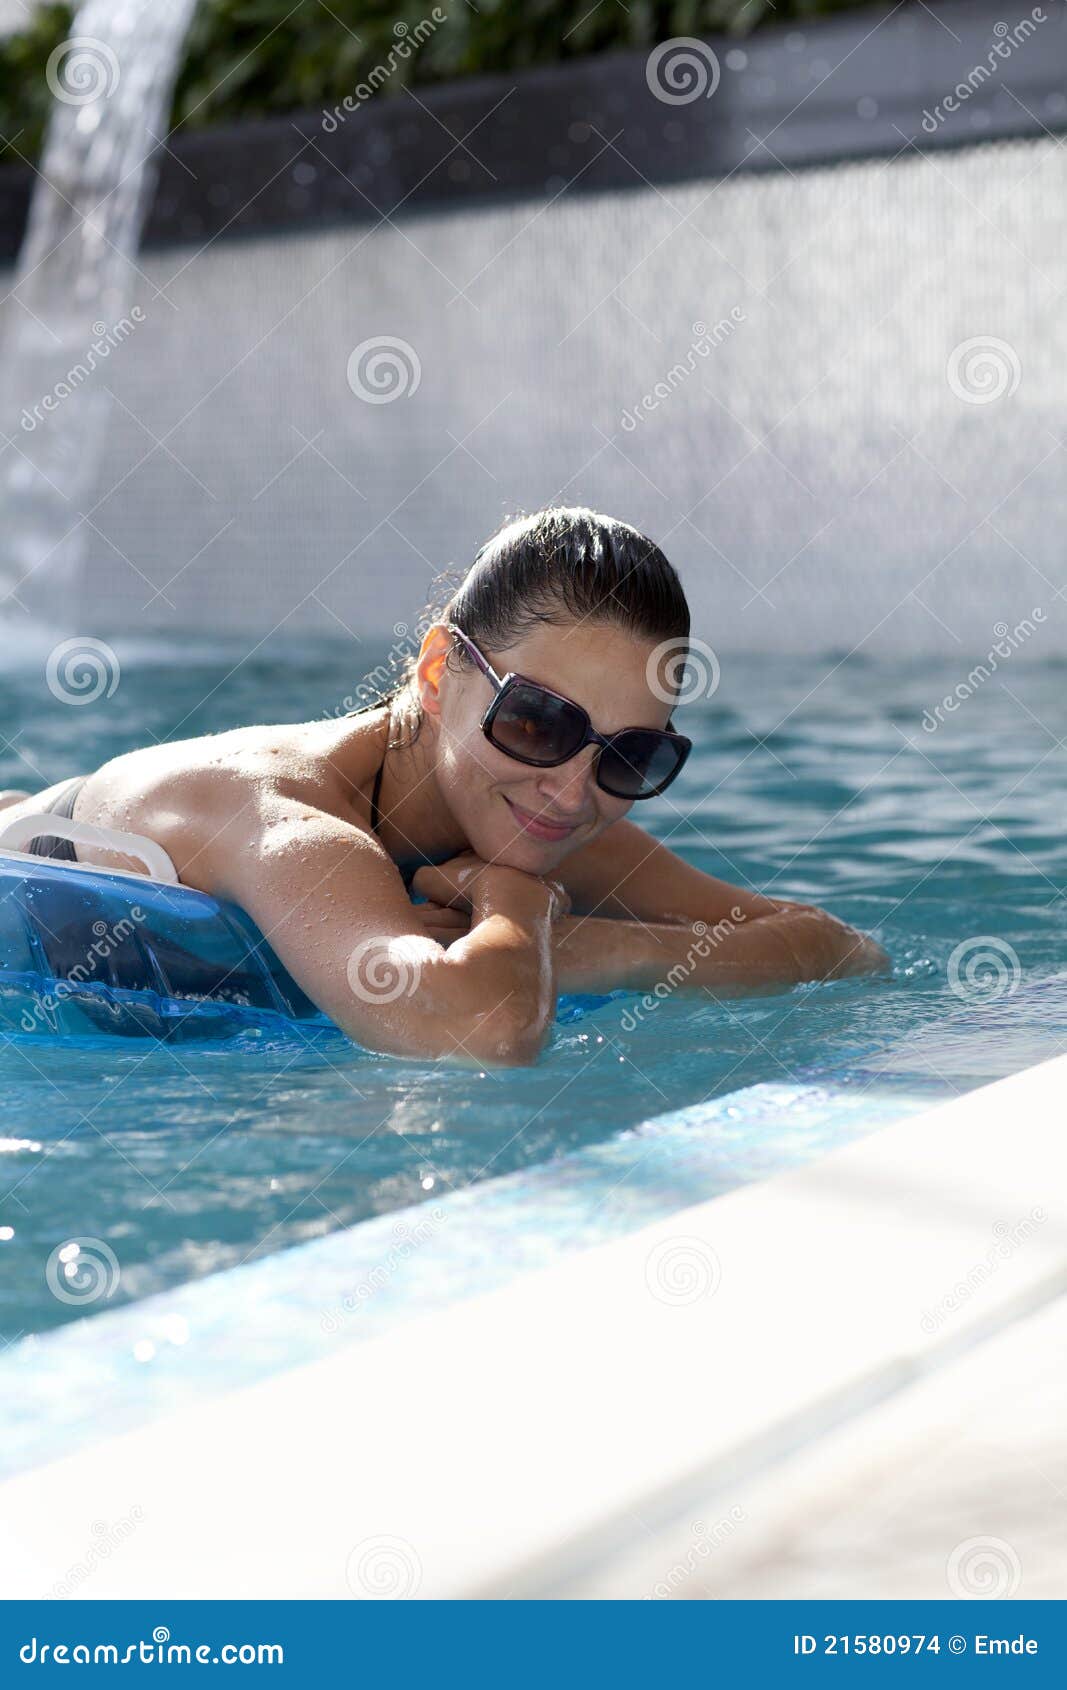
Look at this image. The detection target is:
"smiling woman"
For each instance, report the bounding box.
[0,507,886,1066]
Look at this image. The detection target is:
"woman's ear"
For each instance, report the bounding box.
[415,624,452,719]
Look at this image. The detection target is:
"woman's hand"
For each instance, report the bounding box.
[411,852,571,919]
[411,899,471,947]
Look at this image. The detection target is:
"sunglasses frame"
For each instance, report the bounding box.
[445,623,692,800]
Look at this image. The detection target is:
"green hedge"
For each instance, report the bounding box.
[1,0,888,165]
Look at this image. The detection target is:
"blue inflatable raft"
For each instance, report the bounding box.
[0,812,616,1047]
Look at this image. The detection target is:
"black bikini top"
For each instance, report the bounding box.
[365,723,435,892]
[369,752,385,838]
[342,694,387,838]
[353,696,448,891]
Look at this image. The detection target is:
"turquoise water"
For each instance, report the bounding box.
[1,638,1064,1341]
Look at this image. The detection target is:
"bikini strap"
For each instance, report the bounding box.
[349,696,391,837]
[369,752,385,837]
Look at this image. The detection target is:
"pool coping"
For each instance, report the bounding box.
[0,1062,937,1484]
[0,1045,1062,1598]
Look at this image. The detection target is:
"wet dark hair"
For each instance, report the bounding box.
[367,506,690,745]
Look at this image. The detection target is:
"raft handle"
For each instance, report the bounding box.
[0,814,179,883]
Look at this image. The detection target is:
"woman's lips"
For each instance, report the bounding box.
[504,796,580,842]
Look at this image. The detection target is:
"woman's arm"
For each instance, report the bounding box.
[549,909,887,997]
[415,902,886,997]
[551,818,889,992]
[137,771,563,1068]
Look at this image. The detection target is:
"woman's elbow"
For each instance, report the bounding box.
[776,903,890,981]
[331,945,554,1067]
[377,998,550,1070]
[460,1006,551,1069]
[430,955,554,1068]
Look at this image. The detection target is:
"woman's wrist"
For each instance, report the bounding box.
[472,863,560,921]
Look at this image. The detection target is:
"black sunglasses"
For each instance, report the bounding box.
[447,624,692,800]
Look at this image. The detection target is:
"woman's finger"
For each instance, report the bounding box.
[417,904,469,930]
[410,865,460,905]
[411,901,471,945]
[410,851,491,911]
[420,920,471,948]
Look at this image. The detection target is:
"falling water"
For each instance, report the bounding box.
[0,0,199,627]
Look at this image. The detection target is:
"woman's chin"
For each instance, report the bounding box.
[483,821,569,875]
[486,837,554,874]
[469,792,584,872]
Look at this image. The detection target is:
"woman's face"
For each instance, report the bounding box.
[425,618,676,874]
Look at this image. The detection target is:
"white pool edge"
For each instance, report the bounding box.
[0,1048,1063,1599]
[0,1057,937,1481]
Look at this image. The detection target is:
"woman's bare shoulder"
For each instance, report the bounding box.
[77,718,375,885]
[88,719,356,805]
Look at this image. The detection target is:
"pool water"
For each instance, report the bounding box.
[1,636,1064,1341]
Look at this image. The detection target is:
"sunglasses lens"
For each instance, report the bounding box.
[598,732,688,799]
[489,682,587,765]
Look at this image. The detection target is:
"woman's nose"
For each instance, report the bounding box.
[535,748,598,813]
